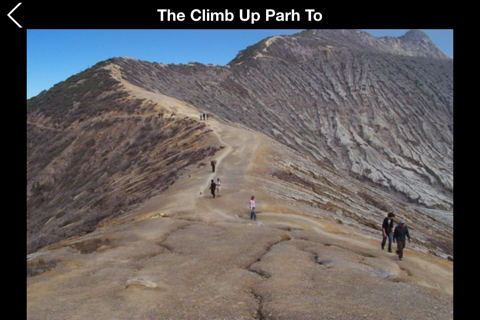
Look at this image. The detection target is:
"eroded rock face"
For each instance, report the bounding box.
[113,29,453,210]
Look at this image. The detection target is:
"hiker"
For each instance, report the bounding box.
[216,178,222,196]
[210,180,217,198]
[200,113,203,121]
[381,212,395,252]
[203,113,206,121]
[211,160,217,172]
[250,196,256,220]
[393,220,411,261]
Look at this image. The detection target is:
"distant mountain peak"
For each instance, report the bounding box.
[230,29,450,65]
[401,30,431,42]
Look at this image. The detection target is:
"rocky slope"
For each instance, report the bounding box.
[27,61,221,253]
[27,90,453,319]
[114,29,453,210]
[27,30,454,318]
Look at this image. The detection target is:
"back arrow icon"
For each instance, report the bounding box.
[8,3,22,28]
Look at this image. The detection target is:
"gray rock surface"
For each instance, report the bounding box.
[113,29,453,210]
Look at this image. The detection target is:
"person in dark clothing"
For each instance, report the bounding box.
[250,196,256,221]
[211,160,217,173]
[381,212,395,252]
[210,180,217,198]
[393,220,411,261]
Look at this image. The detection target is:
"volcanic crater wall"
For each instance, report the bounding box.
[113,29,453,210]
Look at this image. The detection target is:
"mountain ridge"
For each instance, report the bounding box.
[27,30,453,318]
[230,29,450,65]
[111,29,453,210]
[27,62,222,253]
[27,29,453,253]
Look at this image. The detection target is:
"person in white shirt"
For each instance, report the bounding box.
[216,178,222,196]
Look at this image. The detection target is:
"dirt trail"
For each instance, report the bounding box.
[27,76,453,320]
[108,79,454,297]
[113,75,261,225]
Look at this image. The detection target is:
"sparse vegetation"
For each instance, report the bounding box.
[27,67,221,253]
[230,39,269,65]
[86,138,96,148]
[27,258,57,277]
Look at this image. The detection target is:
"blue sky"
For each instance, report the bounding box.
[27,29,453,99]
